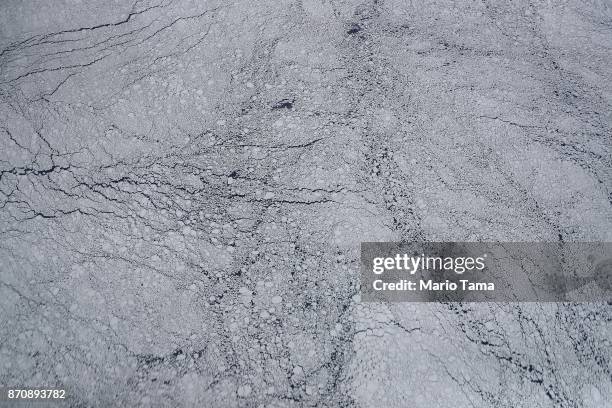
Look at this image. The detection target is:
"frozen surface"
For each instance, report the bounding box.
[0,0,611,406]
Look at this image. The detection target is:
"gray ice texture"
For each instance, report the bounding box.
[0,0,611,407]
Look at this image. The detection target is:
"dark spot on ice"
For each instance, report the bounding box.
[272,99,294,110]
[347,23,361,34]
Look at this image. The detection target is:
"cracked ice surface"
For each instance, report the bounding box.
[0,0,611,407]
